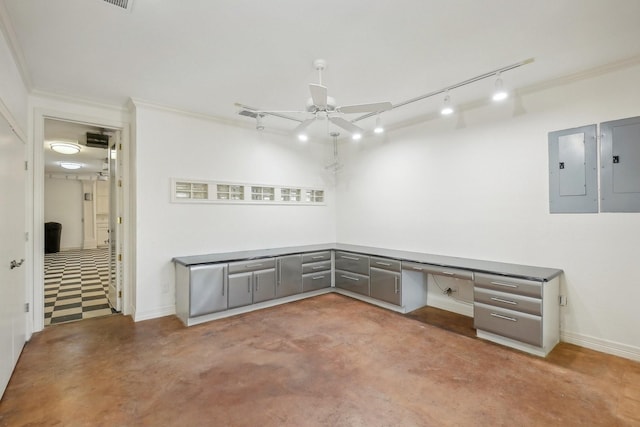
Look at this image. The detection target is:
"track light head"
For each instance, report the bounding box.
[440,92,454,116]
[492,73,508,101]
[373,115,384,134]
[297,133,308,142]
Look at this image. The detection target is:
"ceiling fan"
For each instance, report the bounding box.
[236,59,392,139]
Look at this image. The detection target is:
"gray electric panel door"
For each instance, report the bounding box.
[548,124,598,213]
[601,116,640,212]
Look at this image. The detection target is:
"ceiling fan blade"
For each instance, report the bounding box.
[293,119,315,134]
[329,117,364,134]
[337,101,393,114]
[309,83,328,108]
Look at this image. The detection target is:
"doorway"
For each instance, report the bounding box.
[43,118,122,326]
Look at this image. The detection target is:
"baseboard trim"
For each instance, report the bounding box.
[134,305,176,322]
[561,330,640,362]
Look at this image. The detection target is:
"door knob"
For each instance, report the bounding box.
[10,259,24,269]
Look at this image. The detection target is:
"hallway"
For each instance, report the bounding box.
[44,247,113,325]
[1,294,638,425]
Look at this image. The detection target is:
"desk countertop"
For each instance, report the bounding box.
[173,243,563,282]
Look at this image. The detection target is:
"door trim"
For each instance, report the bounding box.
[31,108,132,334]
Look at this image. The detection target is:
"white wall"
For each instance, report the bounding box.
[44,178,83,250]
[336,62,640,359]
[0,24,28,134]
[133,104,337,320]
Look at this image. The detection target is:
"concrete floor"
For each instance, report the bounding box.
[1,293,639,426]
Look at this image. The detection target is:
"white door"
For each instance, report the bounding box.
[0,111,27,398]
[107,132,122,311]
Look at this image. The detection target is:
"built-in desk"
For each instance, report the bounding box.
[173,243,563,356]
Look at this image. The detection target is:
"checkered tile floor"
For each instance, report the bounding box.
[44,247,114,326]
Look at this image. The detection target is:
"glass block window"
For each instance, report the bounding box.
[217,184,244,200]
[175,181,208,200]
[305,189,324,203]
[281,187,301,202]
[251,186,275,201]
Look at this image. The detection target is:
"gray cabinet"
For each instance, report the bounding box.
[276,255,302,298]
[370,256,401,306]
[473,272,559,355]
[228,258,276,307]
[301,251,332,293]
[335,251,370,296]
[175,263,228,323]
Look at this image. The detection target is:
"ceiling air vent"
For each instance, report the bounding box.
[103,0,134,12]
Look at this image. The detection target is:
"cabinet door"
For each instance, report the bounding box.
[370,267,401,306]
[277,255,302,298]
[253,268,276,303]
[189,264,228,316]
[228,272,253,308]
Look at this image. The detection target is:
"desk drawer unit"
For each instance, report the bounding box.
[474,303,542,347]
[302,260,332,274]
[335,251,370,276]
[474,272,541,298]
[474,287,541,316]
[369,256,401,273]
[302,251,331,263]
[335,271,370,296]
[302,272,332,292]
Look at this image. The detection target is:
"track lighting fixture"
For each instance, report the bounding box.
[297,133,308,142]
[492,72,508,101]
[373,115,384,134]
[440,92,454,116]
[352,132,362,141]
[255,114,265,131]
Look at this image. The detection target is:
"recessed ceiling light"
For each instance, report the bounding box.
[60,162,82,170]
[50,142,81,155]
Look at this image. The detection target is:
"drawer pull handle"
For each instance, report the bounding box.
[375,261,392,266]
[394,277,399,294]
[246,263,263,268]
[312,266,325,270]
[490,313,517,322]
[312,256,325,259]
[341,255,360,261]
[409,267,424,271]
[341,275,360,282]
[441,271,455,275]
[490,281,518,289]
[312,276,325,280]
[490,297,517,305]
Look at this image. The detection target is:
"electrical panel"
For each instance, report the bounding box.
[548,124,598,213]
[600,116,640,212]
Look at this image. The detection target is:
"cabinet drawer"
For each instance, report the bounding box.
[474,287,541,316]
[302,251,331,263]
[420,264,473,280]
[335,270,370,296]
[474,302,542,347]
[474,272,542,298]
[228,258,276,274]
[369,256,401,273]
[302,273,331,292]
[302,260,332,274]
[335,251,369,276]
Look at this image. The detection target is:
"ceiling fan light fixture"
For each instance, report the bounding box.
[373,115,384,134]
[492,73,509,102]
[440,92,454,116]
[50,141,81,154]
[60,162,82,170]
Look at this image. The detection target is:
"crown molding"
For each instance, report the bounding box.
[31,89,129,115]
[129,97,293,137]
[0,1,32,90]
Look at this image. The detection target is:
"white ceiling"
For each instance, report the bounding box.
[44,119,111,175]
[4,0,640,139]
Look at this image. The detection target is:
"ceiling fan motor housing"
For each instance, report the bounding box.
[306,96,336,113]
